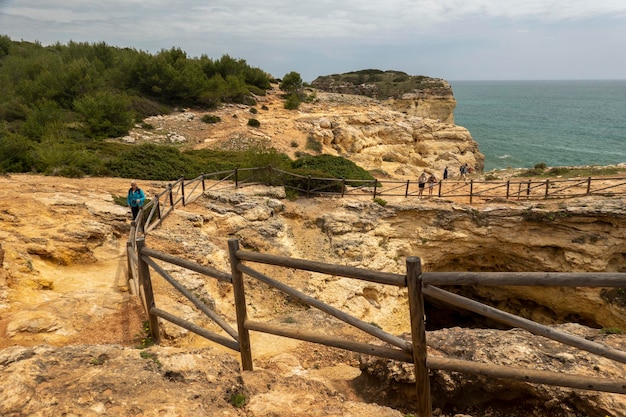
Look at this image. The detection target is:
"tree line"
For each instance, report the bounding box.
[0,36,325,182]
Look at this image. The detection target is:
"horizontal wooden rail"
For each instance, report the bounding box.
[238,263,411,352]
[245,320,412,362]
[236,249,406,287]
[427,356,626,394]
[422,285,626,364]
[141,247,232,283]
[421,271,626,287]
[142,254,239,340]
[150,307,240,351]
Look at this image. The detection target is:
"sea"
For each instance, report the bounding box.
[450,80,626,171]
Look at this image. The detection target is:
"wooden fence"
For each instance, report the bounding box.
[130,167,626,209]
[127,237,626,416]
[124,172,626,417]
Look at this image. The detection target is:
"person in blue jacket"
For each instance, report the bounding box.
[127,181,146,220]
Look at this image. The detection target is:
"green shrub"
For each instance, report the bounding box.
[201,114,221,124]
[534,162,547,170]
[249,107,258,114]
[261,105,269,110]
[374,197,387,206]
[305,136,322,153]
[600,327,623,335]
[284,93,301,110]
[247,118,260,127]
[135,321,156,349]
[290,140,299,148]
[106,143,201,180]
[291,154,375,183]
[230,393,247,408]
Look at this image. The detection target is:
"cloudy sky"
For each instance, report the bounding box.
[1,0,626,82]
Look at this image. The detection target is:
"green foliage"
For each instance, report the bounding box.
[291,154,375,182]
[230,393,247,408]
[247,118,260,127]
[73,90,135,138]
[249,107,258,114]
[284,93,301,110]
[374,197,387,206]
[0,38,271,142]
[279,71,303,93]
[311,70,448,99]
[600,327,623,335]
[0,132,36,172]
[290,140,299,148]
[201,114,222,124]
[135,321,156,349]
[106,143,202,180]
[534,162,547,170]
[305,136,322,153]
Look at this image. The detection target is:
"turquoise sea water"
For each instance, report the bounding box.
[450,80,626,171]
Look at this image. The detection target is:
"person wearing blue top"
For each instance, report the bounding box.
[127,181,146,220]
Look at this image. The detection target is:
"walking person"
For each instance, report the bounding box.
[443,166,448,180]
[417,172,427,198]
[427,173,437,197]
[459,164,467,181]
[127,181,146,220]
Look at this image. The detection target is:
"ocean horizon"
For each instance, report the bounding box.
[450,80,626,171]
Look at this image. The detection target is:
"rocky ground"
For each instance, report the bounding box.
[1,173,625,416]
[1,86,625,416]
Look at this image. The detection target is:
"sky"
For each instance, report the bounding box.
[1,0,626,83]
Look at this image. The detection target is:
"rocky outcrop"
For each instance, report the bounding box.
[118,83,484,177]
[311,70,456,122]
[360,324,626,416]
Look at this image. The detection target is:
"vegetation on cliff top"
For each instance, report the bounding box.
[311,69,451,99]
[0,36,376,185]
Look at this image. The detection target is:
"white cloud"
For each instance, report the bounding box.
[2,0,626,80]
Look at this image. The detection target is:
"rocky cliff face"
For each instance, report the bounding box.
[311,70,457,123]
[122,83,484,176]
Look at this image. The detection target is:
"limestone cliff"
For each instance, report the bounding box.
[122,82,484,176]
[311,69,457,123]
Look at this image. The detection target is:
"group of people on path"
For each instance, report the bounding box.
[417,163,474,198]
[417,172,438,198]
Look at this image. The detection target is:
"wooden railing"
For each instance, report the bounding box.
[127,233,626,417]
[132,167,626,211]
[124,170,626,417]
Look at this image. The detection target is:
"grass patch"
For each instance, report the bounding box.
[230,393,247,408]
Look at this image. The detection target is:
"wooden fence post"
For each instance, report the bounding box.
[136,238,160,344]
[228,239,254,371]
[405,180,410,197]
[406,256,432,417]
[545,179,550,199]
[373,180,378,199]
[201,175,206,192]
[126,240,136,295]
[169,184,174,207]
[586,177,592,195]
[506,180,510,199]
[469,180,474,204]
[307,175,311,198]
[235,168,239,188]
[437,180,442,197]
[181,177,186,206]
